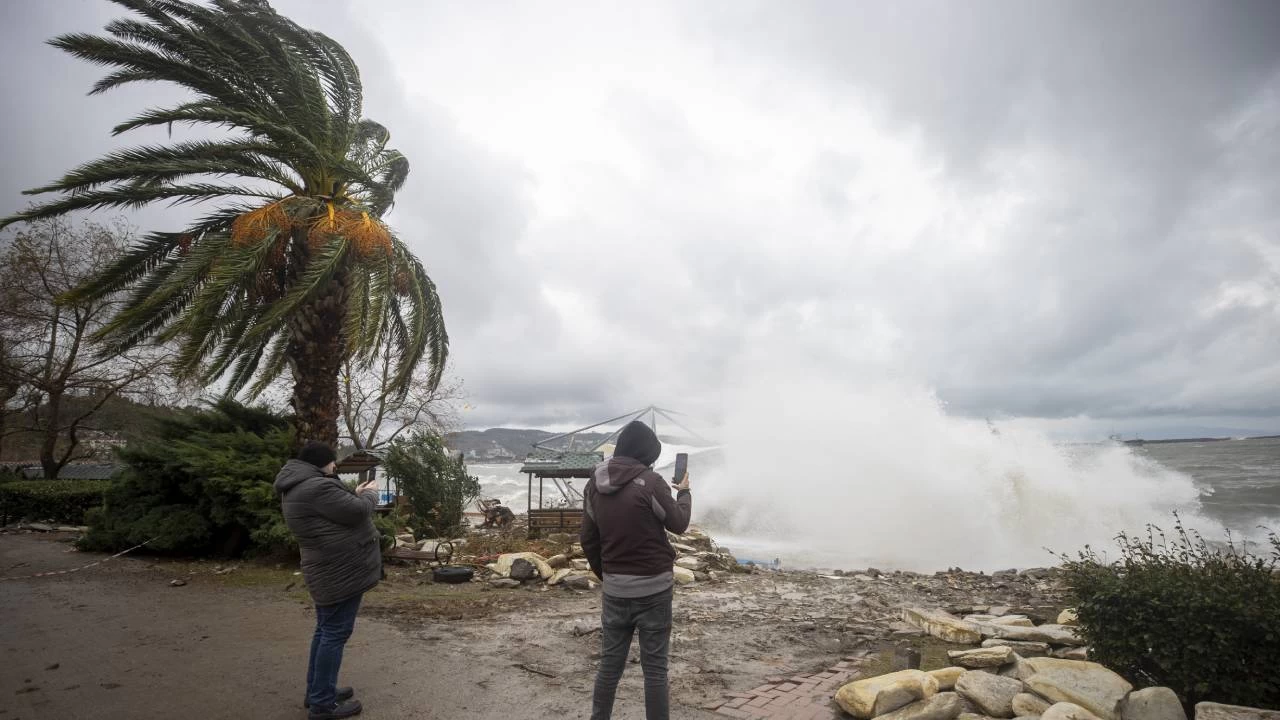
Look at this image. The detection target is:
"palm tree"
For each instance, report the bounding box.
[0,0,447,447]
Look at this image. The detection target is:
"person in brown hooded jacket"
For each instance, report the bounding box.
[581,420,691,720]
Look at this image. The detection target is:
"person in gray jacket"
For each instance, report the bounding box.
[274,441,381,720]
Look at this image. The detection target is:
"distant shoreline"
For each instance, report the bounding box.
[1126,434,1280,445]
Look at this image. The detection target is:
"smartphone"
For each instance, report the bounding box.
[672,452,688,487]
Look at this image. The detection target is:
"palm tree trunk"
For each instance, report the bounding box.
[288,284,348,449]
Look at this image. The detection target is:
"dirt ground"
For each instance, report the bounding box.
[0,531,1070,720]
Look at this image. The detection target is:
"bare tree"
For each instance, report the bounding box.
[339,347,465,452]
[0,218,172,477]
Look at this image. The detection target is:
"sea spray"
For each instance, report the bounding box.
[692,343,1214,572]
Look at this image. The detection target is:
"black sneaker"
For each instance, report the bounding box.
[304,688,354,709]
[308,699,362,719]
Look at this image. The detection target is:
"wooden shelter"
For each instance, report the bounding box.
[516,405,711,537]
[518,449,598,536]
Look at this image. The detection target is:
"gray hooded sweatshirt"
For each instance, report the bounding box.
[274,459,382,606]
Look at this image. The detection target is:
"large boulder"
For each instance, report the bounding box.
[1022,658,1132,720]
[878,692,966,720]
[673,566,697,585]
[547,568,573,586]
[835,669,940,719]
[492,552,554,579]
[1194,704,1280,720]
[955,670,1024,718]
[976,623,1084,647]
[509,558,539,581]
[1057,609,1078,625]
[571,558,591,571]
[949,646,1015,669]
[929,668,966,692]
[1050,647,1089,661]
[1121,688,1186,720]
[1013,693,1052,716]
[563,574,597,591]
[546,554,569,569]
[967,615,1036,628]
[902,608,984,644]
[1042,703,1105,720]
[983,639,1051,657]
[675,556,707,571]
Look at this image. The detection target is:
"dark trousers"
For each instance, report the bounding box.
[591,587,673,720]
[306,592,363,708]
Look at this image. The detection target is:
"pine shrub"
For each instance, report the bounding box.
[383,430,480,539]
[80,400,294,556]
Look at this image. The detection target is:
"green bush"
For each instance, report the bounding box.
[0,479,110,524]
[383,430,480,539]
[80,400,294,557]
[1060,514,1280,709]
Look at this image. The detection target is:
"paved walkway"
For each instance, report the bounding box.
[704,659,862,719]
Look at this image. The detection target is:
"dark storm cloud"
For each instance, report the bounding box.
[3,1,1278,435]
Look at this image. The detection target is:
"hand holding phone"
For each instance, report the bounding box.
[672,453,689,491]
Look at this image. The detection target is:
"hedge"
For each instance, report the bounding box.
[0,480,111,525]
[1060,515,1280,710]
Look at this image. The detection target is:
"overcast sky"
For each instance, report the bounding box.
[3,1,1280,438]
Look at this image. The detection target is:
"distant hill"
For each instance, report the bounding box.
[444,428,613,462]
[1,395,190,464]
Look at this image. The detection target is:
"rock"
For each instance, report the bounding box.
[673,566,697,585]
[1000,655,1036,682]
[949,646,1015,669]
[168,579,186,587]
[929,668,966,691]
[28,522,53,532]
[489,578,521,589]
[670,542,699,554]
[1195,703,1280,720]
[1121,688,1186,720]
[1014,693,1052,717]
[1050,647,1089,661]
[547,568,573,586]
[975,623,1083,647]
[509,558,539,581]
[1022,658,1132,720]
[674,556,707,571]
[1057,609,1078,626]
[571,558,591,571]
[563,574,596,591]
[878,692,965,720]
[834,669,940,719]
[55,526,81,533]
[982,639,1051,657]
[493,552,554,579]
[1042,703,1105,720]
[991,616,1036,628]
[547,554,569,569]
[901,607,983,644]
[959,715,998,720]
[988,606,1013,616]
[955,670,1025,718]
[571,618,600,636]
[395,533,415,545]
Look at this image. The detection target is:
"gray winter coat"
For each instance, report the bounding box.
[274,459,382,606]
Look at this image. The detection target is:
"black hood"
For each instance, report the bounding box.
[614,420,661,467]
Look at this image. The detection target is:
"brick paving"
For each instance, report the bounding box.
[703,658,862,719]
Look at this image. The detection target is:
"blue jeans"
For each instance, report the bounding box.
[591,587,673,720]
[306,592,363,708]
